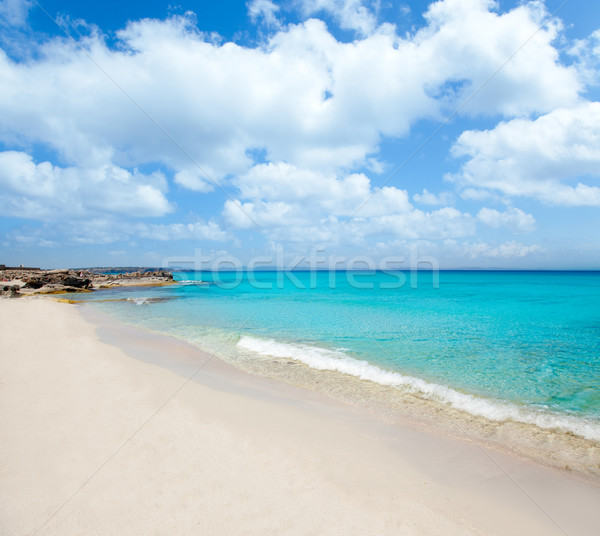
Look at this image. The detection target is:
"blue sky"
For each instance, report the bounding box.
[0,0,599,269]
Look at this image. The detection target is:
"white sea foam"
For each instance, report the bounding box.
[237,335,600,442]
[126,297,153,305]
[125,296,171,305]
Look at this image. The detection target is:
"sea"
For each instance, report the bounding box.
[70,270,600,443]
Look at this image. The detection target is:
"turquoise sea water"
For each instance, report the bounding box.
[73,271,600,440]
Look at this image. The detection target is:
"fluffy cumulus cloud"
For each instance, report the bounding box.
[0,151,172,219]
[0,150,229,246]
[173,168,215,193]
[247,0,281,28]
[136,221,230,242]
[569,29,600,87]
[230,162,412,218]
[223,162,475,243]
[0,0,597,258]
[0,0,580,179]
[414,0,580,117]
[222,162,408,230]
[450,102,600,205]
[298,0,378,36]
[413,189,454,205]
[477,207,535,234]
[0,0,32,27]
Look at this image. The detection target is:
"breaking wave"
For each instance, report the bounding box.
[237,335,600,442]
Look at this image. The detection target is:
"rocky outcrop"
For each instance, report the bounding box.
[1,268,174,296]
[0,285,22,298]
[23,272,93,291]
[91,270,173,289]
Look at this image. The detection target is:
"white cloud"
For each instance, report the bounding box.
[416,0,580,117]
[0,151,172,220]
[0,0,591,259]
[459,187,505,203]
[569,29,600,87]
[413,188,454,205]
[223,199,298,230]
[225,161,414,228]
[232,162,412,217]
[9,218,130,246]
[399,4,410,16]
[247,0,281,28]
[224,162,475,243]
[136,221,230,241]
[298,0,378,36]
[450,101,600,205]
[368,207,476,240]
[0,0,581,186]
[477,207,535,234]
[173,168,214,193]
[0,0,32,27]
[464,240,545,259]
[4,216,229,246]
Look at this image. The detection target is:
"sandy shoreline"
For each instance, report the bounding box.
[220,338,600,481]
[1,299,599,535]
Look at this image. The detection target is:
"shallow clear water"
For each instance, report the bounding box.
[72,271,600,440]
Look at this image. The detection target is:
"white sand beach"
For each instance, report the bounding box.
[1,298,599,535]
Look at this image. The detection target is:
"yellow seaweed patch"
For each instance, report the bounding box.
[38,288,93,295]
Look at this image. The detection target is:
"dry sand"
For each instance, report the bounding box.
[1,298,599,535]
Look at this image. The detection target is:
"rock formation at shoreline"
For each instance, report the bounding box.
[0,268,174,297]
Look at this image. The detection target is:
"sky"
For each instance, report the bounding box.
[0,0,599,269]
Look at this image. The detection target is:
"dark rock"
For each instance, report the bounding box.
[63,276,92,289]
[0,285,21,297]
[24,278,45,289]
